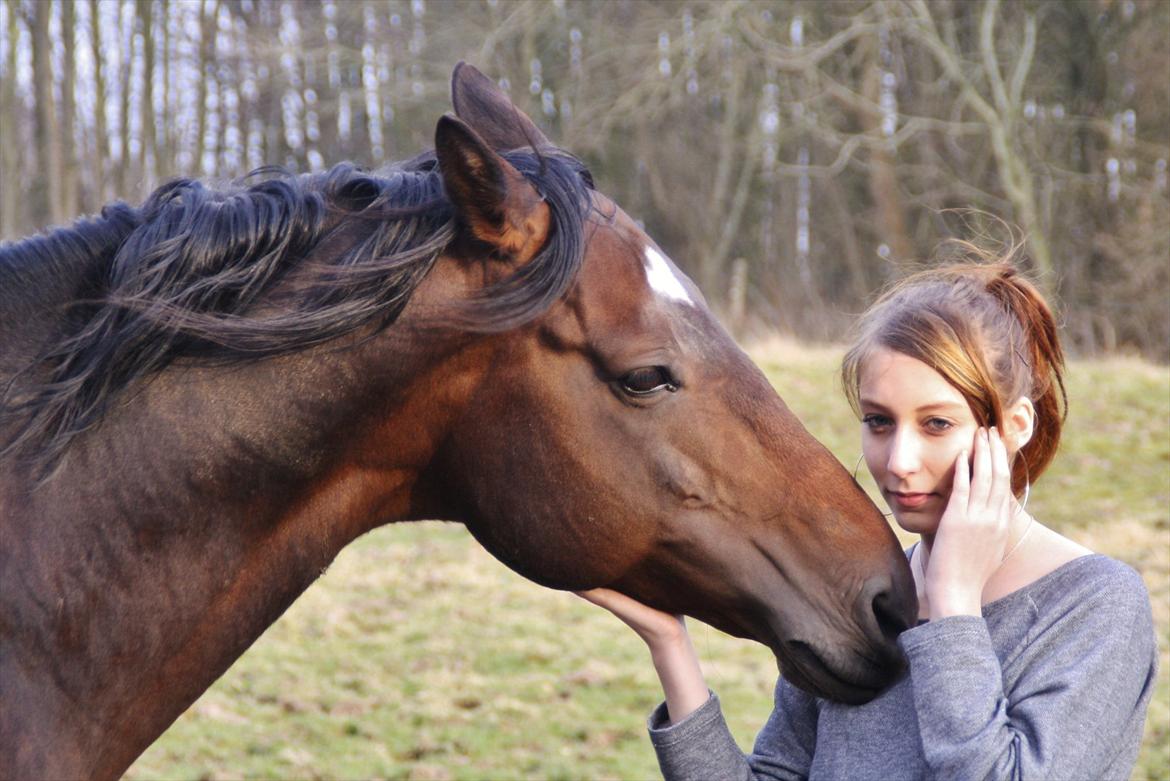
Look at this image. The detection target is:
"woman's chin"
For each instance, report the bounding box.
[889,509,940,536]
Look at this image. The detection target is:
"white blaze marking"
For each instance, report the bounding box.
[643,246,694,305]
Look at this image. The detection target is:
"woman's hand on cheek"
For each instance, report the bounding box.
[925,427,1014,618]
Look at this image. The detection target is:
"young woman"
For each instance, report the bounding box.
[581,260,1158,780]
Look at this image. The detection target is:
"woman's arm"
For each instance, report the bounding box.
[577,589,817,781]
[902,561,1157,781]
[912,429,1157,779]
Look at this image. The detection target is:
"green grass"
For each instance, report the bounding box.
[127,341,1170,780]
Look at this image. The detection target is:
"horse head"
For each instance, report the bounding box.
[417,64,917,704]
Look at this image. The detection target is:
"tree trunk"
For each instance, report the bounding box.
[89,0,110,202]
[158,0,172,177]
[0,0,22,237]
[859,32,914,265]
[259,1,285,165]
[61,0,79,217]
[194,0,218,175]
[701,57,743,294]
[117,0,137,196]
[137,0,156,187]
[30,0,66,226]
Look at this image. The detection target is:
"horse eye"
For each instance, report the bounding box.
[619,366,678,396]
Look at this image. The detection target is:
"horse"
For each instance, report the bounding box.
[0,63,916,780]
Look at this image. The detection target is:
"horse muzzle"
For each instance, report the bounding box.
[766,572,916,704]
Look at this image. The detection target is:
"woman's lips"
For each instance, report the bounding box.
[889,491,932,510]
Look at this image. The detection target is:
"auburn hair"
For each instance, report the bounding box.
[841,249,1067,496]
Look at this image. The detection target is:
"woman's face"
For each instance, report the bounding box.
[858,347,979,536]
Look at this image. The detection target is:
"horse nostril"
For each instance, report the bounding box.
[871,588,910,641]
[858,577,913,645]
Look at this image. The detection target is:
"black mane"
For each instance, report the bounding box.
[0,150,593,471]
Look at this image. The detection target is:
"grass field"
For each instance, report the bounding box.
[127,340,1170,781]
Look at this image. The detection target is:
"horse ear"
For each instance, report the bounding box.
[435,113,550,262]
[450,61,551,151]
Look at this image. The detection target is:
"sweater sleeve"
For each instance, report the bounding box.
[898,566,1158,781]
[646,680,818,781]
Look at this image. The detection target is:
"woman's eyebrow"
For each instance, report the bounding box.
[915,402,968,413]
[859,399,967,414]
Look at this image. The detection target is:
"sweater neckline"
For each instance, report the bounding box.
[907,546,1104,620]
[982,552,1104,613]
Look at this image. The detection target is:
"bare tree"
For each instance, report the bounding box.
[115,0,137,196]
[88,0,111,202]
[61,0,80,217]
[137,0,157,186]
[898,0,1051,282]
[0,0,22,238]
[191,0,216,176]
[30,0,65,225]
[158,0,173,177]
[858,24,913,265]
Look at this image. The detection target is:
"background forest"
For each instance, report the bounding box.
[0,0,1167,358]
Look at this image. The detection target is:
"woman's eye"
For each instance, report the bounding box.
[862,414,892,431]
[619,366,678,396]
[924,418,954,433]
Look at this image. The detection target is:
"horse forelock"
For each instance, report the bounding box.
[0,149,594,475]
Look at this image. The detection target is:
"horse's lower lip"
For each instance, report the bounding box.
[780,640,896,705]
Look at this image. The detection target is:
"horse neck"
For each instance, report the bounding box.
[0,326,487,780]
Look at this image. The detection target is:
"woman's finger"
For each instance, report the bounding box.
[575,589,683,636]
[947,447,970,513]
[987,427,1012,512]
[969,427,992,510]
[576,588,637,614]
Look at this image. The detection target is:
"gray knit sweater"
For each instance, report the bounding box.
[647,555,1157,781]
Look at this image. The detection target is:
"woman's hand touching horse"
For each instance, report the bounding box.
[576,589,710,725]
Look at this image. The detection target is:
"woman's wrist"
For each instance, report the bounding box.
[927,585,982,618]
[648,630,710,724]
[642,619,689,651]
[646,627,695,664]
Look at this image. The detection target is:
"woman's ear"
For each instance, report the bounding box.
[1004,396,1035,454]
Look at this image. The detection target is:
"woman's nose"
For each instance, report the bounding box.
[886,430,920,478]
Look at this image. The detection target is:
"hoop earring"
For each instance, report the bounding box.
[1016,457,1031,514]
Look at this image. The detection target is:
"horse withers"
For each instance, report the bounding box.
[0,63,916,779]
